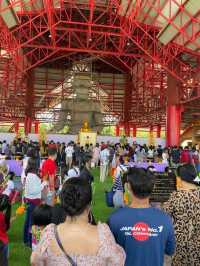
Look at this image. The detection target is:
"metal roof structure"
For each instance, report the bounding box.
[0,0,200,136]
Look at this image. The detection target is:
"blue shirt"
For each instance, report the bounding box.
[108,207,175,266]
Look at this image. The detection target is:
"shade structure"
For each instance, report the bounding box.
[0,0,200,141]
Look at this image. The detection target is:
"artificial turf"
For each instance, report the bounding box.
[8,168,114,266]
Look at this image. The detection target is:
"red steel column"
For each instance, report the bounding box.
[25,117,32,135]
[124,122,130,137]
[149,126,153,136]
[132,125,137,138]
[35,121,39,134]
[25,70,34,135]
[123,77,132,137]
[166,74,181,147]
[115,125,120,136]
[156,125,161,138]
[28,117,32,134]
[166,105,181,147]
[24,117,28,136]
[15,122,19,135]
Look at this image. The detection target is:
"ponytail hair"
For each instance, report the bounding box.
[25,158,39,176]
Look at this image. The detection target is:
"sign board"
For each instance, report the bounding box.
[79,132,97,146]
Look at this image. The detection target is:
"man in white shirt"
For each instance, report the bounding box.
[99,145,110,182]
[92,143,100,168]
[65,143,74,169]
[2,140,7,154]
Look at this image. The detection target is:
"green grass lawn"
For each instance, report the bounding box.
[8,169,114,266]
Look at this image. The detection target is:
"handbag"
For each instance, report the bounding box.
[113,190,124,208]
[105,188,114,207]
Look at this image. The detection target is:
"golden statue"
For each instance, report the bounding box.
[79,121,97,147]
[80,121,91,132]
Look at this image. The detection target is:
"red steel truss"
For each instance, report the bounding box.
[0,0,200,136]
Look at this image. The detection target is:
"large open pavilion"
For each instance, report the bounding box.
[1,0,200,145]
[0,1,200,266]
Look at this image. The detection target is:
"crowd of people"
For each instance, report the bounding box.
[1,138,200,167]
[0,138,199,266]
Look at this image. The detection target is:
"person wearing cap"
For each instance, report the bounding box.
[163,164,200,266]
[79,155,94,184]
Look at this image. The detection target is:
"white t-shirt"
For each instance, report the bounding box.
[148,149,154,158]
[100,149,110,165]
[21,156,29,185]
[3,180,14,196]
[2,143,7,154]
[65,146,74,158]
[24,173,42,200]
[162,152,169,164]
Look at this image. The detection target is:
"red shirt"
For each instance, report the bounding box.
[0,212,8,244]
[41,158,57,177]
[180,150,191,164]
[41,158,57,190]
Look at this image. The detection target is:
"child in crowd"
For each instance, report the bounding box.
[31,204,52,250]
[51,203,66,225]
[32,204,68,250]
[0,194,11,266]
[51,202,96,225]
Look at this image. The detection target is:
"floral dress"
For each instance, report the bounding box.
[163,189,200,266]
[31,223,125,266]
[32,226,42,251]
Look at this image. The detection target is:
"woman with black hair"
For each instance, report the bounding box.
[163,164,200,266]
[21,147,37,185]
[79,155,94,184]
[0,194,11,266]
[23,158,42,248]
[31,178,125,266]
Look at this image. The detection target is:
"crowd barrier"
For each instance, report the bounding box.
[4,160,168,176]
[1,160,176,204]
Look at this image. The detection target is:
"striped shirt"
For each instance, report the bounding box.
[113,165,127,192]
[113,175,123,191]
